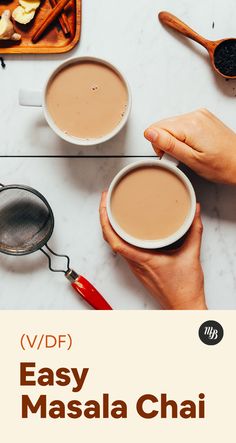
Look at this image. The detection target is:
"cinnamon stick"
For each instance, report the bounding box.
[49,0,71,36]
[32,0,71,43]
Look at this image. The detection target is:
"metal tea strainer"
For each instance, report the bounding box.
[0,183,112,310]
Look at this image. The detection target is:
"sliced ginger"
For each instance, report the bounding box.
[0,10,21,40]
[13,0,41,25]
[12,6,36,24]
[19,0,41,13]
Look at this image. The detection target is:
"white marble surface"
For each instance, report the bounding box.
[0,0,236,309]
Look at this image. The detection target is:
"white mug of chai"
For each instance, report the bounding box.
[107,157,196,249]
[19,56,132,146]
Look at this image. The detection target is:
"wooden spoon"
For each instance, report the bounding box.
[159,11,236,79]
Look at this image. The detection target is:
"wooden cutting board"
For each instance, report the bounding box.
[0,0,81,53]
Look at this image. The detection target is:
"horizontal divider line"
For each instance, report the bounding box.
[0,155,158,159]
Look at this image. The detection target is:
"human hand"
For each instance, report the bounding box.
[144,109,236,184]
[99,192,207,310]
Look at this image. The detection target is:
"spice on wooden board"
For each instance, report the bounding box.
[0,0,81,54]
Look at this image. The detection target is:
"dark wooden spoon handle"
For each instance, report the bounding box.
[159,11,210,50]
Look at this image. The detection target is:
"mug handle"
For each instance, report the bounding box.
[19,89,43,107]
[161,153,179,167]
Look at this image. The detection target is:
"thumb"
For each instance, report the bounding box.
[144,127,196,167]
[182,204,203,256]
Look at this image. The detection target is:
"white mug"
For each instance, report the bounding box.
[19,56,132,147]
[107,157,196,249]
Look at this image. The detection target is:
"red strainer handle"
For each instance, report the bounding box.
[72,276,112,310]
[67,270,112,310]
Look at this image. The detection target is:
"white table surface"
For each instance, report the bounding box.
[0,0,236,309]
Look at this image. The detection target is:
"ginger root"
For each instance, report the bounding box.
[0,10,21,41]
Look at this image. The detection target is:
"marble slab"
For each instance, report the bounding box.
[1,0,236,156]
[0,158,235,310]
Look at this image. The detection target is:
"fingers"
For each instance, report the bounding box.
[154,147,164,158]
[99,192,152,263]
[99,191,124,252]
[99,191,136,258]
[100,193,203,263]
[182,203,203,256]
[144,126,196,167]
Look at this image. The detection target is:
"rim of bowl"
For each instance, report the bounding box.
[43,56,132,146]
[106,159,196,249]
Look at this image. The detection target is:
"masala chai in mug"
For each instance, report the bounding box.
[107,161,196,249]
[46,60,129,140]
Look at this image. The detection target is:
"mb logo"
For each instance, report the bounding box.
[204,326,219,340]
[199,321,224,345]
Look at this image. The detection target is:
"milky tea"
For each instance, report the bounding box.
[46,61,128,139]
[111,166,191,241]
